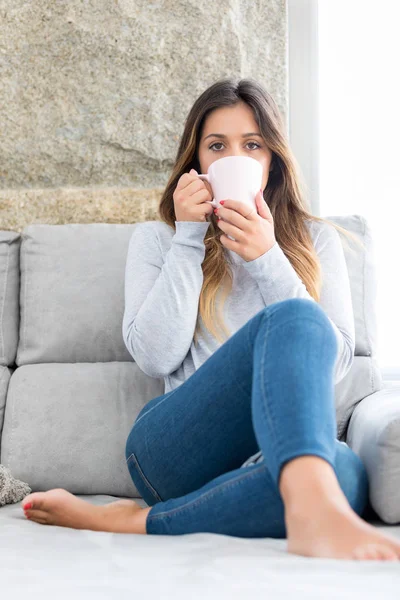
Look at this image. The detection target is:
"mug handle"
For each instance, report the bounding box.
[197,174,216,207]
[198,174,234,239]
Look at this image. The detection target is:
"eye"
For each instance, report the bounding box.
[208,141,261,152]
[246,142,261,150]
[209,142,224,151]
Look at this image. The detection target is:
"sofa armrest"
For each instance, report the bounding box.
[346,385,400,524]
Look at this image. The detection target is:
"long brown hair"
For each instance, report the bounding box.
[158,78,364,346]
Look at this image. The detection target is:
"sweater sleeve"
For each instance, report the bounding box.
[122,220,210,378]
[240,222,355,385]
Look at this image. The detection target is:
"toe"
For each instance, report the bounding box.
[26,515,48,525]
[366,545,381,560]
[352,544,378,560]
[22,492,47,511]
[376,545,399,561]
[353,543,399,561]
[25,509,51,524]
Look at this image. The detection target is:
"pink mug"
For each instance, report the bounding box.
[197,155,263,210]
[197,155,263,240]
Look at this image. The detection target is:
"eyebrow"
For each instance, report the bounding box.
[203,133,263,141]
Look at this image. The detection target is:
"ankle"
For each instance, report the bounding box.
[136,507,152,535]
[279,456,349,514]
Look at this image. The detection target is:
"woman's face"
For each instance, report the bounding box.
[197,101,273,192]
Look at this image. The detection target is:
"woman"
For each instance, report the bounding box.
[21,78,400,561]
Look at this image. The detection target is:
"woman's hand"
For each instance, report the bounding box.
[215,190,276,262]
[173,169,214,222]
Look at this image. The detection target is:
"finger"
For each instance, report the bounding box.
[186,177,209,196]
[186,172,214,199]
[218,204,255,228]
[219,232,238,249]
[219,199,258,220]
[192,187,213,205]
[217,218,245,241]
[257,190,272,216]
[175,169,199,191]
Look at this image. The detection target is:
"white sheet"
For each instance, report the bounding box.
[1,495,399,599]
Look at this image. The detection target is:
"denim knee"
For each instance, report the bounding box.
[270,298,332,329]
[261,298,338,356]
[334,441,369,516]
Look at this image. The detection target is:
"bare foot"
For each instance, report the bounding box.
[286,500,400,561]
[21,489,151,534]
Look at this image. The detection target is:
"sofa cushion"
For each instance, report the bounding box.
[327,215,378,359]
[16,224,138,365]
[347,384,400,524]
[335,355,382,440]
[0,231,21,366]
[0,362,164,496]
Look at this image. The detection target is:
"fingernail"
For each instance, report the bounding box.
[24,502,32,510]
[220,201,225,205]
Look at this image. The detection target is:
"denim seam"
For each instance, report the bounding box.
[126,452,163,502]
[147,463,267,521]
[259,310,284,466]
[133,390,176,428]
[259,313,336,478]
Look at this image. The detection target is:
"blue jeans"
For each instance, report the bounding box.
[125,298,369,537]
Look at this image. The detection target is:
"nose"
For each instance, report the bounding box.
[228,147,249,158]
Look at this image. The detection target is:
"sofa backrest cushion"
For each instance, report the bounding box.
[16,224,135,365]
[327,214,378,359]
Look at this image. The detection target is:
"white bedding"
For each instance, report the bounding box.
[1,495,399,599]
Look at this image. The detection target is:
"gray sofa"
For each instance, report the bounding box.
[0,214,399,598]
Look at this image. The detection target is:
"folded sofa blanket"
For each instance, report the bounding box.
[0,464,31,507]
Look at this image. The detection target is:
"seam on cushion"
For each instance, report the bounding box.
[9,366,15,464]
[0,367,7,443]
[379,416,400,448]
[0,366,7,416]
[361,216,371,356]
[23,235,28,354]
[375,416,400,523]
[0,244,10,364]
[369,354,374,395]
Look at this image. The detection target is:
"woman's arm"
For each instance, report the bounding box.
[122,220,210,378]
[241,221,355,385]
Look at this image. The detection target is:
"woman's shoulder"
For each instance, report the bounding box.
[128,220,175,259]
[133,220,174,233]
[131,220,175,243]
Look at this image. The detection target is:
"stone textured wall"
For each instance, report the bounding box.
[0,0,288,230]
